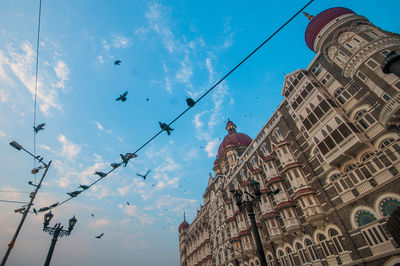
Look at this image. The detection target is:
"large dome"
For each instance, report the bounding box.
[216,120,252,158]
[305,7,355,51]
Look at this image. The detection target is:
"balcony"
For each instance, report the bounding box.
[380,92,400,127]
[325,134,365,165]
[375,168,394,184]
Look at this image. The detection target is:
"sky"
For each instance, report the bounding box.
[0,0,399,265]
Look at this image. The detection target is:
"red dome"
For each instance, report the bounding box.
[217,132,252,158]
[179,220,189,233]
[305,7,355,51]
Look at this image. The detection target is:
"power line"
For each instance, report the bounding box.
[0,200,30,204]
[33,0,43,185]
[39,0,315,210]
[0,191,30,194]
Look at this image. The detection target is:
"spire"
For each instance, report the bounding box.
[303,11,314,21]
[183,211,186,222]
[226,119,237,134]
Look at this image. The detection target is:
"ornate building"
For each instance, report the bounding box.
[179,7,400,266]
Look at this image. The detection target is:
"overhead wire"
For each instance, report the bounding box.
[0,200,30,204]
[38,0,315,211]
[33,0,43,185]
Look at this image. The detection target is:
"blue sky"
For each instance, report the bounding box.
[0,1,399,265]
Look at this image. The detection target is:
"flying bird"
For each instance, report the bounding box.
[146,98,149,102]
[91,213,95,217]
[111,163,120,169]
[116,91,128,102]
[137,170,151,180]
[67,191,81,198]
[95,171,107,178]
[114,60,122,65]
[95,233,104,239]
[127,201,130,206]
[49,202,59,208]
[79,185,90,190]
[186,97,195,107]
[33,123,46,133]
[159,122,174,135]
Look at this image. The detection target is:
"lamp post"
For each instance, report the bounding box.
[1,141,51,266]
[230,180,268,266]
[43,212,77,266]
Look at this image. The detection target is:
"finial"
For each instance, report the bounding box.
[183,211,186,221]
[303,11,314,21]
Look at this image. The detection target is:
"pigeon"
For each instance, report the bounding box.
[152,184,155,187]
[33,208,37,215]
[186,97,195,107]
[114,60,122,65]
[137,170,151,180]
[67,191,81,198]
[95,171,107,178]
[33,123,46,133]
[49,202,59,208]
[95,233,104,239]
[127,202,130,206]
[120,153,137,167]
[91,214,95,217]
[79,185,90,190]
[35,155,44,162]
[146,98,149,102]
[111,163,120,169]
[38,207,50,212]
[159,122,174,135]
[116,91,128,102]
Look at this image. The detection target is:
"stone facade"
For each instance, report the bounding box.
[179,7,400,266]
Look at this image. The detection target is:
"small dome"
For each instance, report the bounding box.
[179,220,189,233]
[217,120,252,158]
[305,7,355,51]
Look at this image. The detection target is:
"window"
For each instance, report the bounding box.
[286,248,296,265]
[355,110,376,130]
[353,37,361,43]
[278,250,288,266]
[318,234,332,257]
[335,88,352,104]
[305,239,318,260]
[382,94,391,101]
[367,60,378,69]
[329,229,344,254]
[345,43,353,49]
[312,63,323,76]
[296,243,310,264]
[357,71,367,80]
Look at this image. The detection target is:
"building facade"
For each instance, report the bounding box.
[179,7,400,266]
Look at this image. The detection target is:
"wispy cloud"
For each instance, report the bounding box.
[205,139,219,158]
[58,134,81,160]
[92,219,112,228]
[0,130,6,137]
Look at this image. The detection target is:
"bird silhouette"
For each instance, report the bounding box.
[67,191,81,198]
[79,185,90,190]
[95,171,107,178]
[111,163,120,169]
[137,170,151,180]
[116,91,128,102]
[95,233,104,239]
[33,123,46,133]
[159,122,174,135]
[49,202,58,208]
[120,153,137,167]
[33,208,37,215]
[266,188,280,195]
[127,201,130,206]
[114,60,121,65]
[186,97,195,107]
[38,207,50,212]
[91,213,95,217]
[146,98,149,102]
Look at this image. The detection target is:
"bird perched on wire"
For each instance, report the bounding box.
[127,201,130,206]
[116,91,128,102]
[33,123,46,133]
[95,233,104,239]
[114,60,122,65]
[159,122,174,135]
[137,170,151,180]
[67,191,81,198]
[38,207,50,213]
[49,202,58,208]
[79,185,90,190]
[120,153,137,167]
[33,208,37,215]
[111,163,120,169]
[186,97,195,107]
[95,171,107,178]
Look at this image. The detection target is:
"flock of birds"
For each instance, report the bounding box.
[26,59,200,239]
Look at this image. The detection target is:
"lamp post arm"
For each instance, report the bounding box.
[1,161,52,266]
[20,146,48,168]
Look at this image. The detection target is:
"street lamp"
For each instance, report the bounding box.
[230,179,268,266]
[1,141,51,266]
[43,212,77,266]
[382,51,400,78]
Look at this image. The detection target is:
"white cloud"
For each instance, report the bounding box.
[93,121,104,131]
[112,34,131,49]
[123,205,154,225]
[38,144,51,151]
[52,60,70,89]
[165,77,172,94]
[205,139,219,158]
[58,134,81,160]
[155,194,198,214]
[175,58,193,87]
[0,130,6,137]
[0,89,8,103]
[97,55,104,64]
[92,219,111,228]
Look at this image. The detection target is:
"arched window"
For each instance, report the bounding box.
[380,138,395,149]
[318,234,332,257]
[355,209,390,248]
[380,198,400,217]
[334,88,351,104]
[278,250,288,266]
[330,173,350,194]
[344,164,363,184]
[286,247,295,265]
[355,110,376,130]
[329,229,344,254]
[314,148,324,164]
[296,243,310,264]
[305,239,318,261]
[267,254,274,265]
[355,210,377,227]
